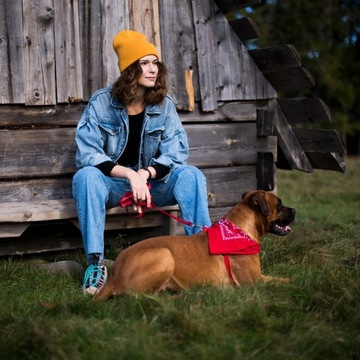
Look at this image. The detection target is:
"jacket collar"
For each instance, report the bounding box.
[110,92,162,115]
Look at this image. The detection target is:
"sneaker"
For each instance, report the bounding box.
[82,264,108,295]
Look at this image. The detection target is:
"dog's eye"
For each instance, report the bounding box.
[277,200,282,210]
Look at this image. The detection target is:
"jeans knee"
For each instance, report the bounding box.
[72,167,104,197]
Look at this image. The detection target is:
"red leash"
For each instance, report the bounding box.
[118,183,204,230]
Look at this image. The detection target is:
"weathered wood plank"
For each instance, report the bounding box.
[278,97,331,124]
[257,109,274,137]
[256,152,274,191]
[0,0,25,104]
[0,178,73,203]
[159,0,200,109]
[191,0,218,111]
[229,17,260,41]
[203,165,257,207]
[186,123,277,167]
[0,104,85,127]
[79,0,105,100]
[294,128,346,154]
[0,128,77,179]
[101,0,126,87]
[214,0,261,14]
[53,0,83,103]
[249,44,301,73]
[0,122,277,178]
[304,152,346,173]
[0,198,178,223]
[263,67,315,93]
[22,0,56,105]
[274,101,313,172]
[0,100,259,127]
[0,165,260,208]
[213,4,276,101]
[131,0,161,54]
[0,223,30,238]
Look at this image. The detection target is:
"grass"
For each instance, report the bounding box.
[1,157,360,359]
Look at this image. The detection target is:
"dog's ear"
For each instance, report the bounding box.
[242,191,249,199]
[248,191,269,217]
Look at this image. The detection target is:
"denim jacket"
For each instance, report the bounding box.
[75,85,189,181]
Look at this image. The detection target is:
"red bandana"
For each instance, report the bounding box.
[206,218,261,255]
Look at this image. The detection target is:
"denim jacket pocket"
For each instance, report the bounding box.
[99,122,123,157]
[143,126,165,159]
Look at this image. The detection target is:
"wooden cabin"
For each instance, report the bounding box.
[0,0,345,255]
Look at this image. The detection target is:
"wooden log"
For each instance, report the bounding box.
[278,97,331,124]
[229,17,260,41]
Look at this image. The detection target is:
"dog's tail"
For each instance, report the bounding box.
[93,281,116,301]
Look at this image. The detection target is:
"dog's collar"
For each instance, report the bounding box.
[206,218,261,256]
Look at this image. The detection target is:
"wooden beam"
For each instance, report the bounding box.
[294,128,346,154]
[214,0,261,14]
[249,44,301,73]
[263,67,315,93]
[256,152,274,191]
[305,152,346,173]
[274,101,313,172]
[229,17,260,41]
[257,109,274,137]
[185,123,277,167]
[278,97,331,124]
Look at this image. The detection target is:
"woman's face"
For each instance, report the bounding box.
[137,55,159,88]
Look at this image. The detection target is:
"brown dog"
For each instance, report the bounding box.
[95,190,295,299]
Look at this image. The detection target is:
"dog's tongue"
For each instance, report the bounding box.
[284,225,292,233]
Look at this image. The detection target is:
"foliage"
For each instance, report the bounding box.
[0,157,360,359]
[243,0,360,134]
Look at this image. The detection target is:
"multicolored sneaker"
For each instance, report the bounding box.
[82,264,108,295]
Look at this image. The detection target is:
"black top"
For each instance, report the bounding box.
[95,110,169,179]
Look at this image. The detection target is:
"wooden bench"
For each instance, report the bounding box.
[0,199,179,238]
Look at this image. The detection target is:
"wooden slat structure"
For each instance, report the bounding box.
[0,0,346,255]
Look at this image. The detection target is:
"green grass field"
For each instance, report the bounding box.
[1,157,359,360]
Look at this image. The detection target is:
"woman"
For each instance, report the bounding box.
[73,30,211,295]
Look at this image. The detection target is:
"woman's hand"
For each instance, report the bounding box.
[128,169,151,213]
[110,165,152,213]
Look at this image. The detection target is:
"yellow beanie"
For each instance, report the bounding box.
[113,30,159,72]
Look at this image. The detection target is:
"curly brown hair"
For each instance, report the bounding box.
[112,60,168,106]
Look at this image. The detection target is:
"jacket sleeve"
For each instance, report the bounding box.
[75,103,116,169]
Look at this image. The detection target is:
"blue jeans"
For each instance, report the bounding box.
[72,165,211,264]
